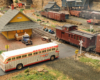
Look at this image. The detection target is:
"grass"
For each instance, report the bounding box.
[0,50,5,54]
[46,58,100,80]
[79,57,100,70]
[29,17,37,22]
[52,21,57,23]
[82,29,94,32]
[51,25,56,28]
[8,66,71,80]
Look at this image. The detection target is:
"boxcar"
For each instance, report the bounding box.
[91,11,100,19]
[48,11,66,21]
[70,10,81,17]
[80,10,91,19]
[55,24,96,48]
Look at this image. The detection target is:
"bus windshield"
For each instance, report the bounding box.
[0,55,4,61]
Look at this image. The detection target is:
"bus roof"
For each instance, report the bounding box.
[1,43,58,60]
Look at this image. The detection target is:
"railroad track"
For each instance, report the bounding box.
[33,28,56,40]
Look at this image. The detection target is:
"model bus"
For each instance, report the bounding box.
[0,43,59,72]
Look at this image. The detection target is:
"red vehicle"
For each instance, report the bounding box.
[87,19,100,25]
[55,24,100,53]
[41,11,66,21]
[17,3,22,8]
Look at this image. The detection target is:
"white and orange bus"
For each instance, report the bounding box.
[0,43,59,72]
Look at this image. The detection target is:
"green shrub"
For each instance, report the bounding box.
[20,9,24,12]
[24,67,30,75]
[37,19,41,21]
[0,51,5,54]
[36,14,39,16]
[15,0,18,3]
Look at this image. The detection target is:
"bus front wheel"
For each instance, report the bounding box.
[16,64,23,70]
[50,55,55,61]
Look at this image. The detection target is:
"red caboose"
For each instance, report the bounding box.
[55,24,96,48]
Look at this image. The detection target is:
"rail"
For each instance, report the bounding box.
[33,28,56,40]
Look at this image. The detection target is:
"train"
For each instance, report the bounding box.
[70,10,100,19]
[55,24,100,53]
[40,11,66,21]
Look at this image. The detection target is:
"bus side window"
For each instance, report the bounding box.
[7,58,11,61]
[16,56,21,59]
[34,52,38,55]
[22,55,27,58]
[36,52,38,55]
[52,48,55,50]
[56,47,58,50]
[28,53,32,56]
[39,51,41,54]
[12,57,15,60]
[47,49,51,52]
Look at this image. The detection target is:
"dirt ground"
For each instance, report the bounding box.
[46,58,100,80]
[0,32,47,51]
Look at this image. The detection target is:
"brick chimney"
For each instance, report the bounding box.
[11,4,14,10]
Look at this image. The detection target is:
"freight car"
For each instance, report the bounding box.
[55,24,100,53]
[40,11,66,21]
[70,10,100,19]
[70,10,81,17]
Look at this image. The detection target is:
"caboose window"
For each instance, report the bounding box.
[83,38,85,42]
[80,37,82,40]
[74,35,76,39]
[69,34,70,37]
[71,35,73,38]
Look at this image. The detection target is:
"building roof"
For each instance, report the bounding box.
[44,1,56,9]
[70,30,95,38]
[1,21,41,31]
[0,9,41,31]
[1,43,58,61]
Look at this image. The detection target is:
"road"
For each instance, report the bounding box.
[0,43,77,76]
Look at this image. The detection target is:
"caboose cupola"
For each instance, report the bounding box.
[62,24,78,31]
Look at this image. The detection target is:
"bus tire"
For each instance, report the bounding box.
[50,55,55,61]
[16,64,23,70]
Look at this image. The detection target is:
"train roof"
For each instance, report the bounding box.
[63,24,78,28]
[1,43,58,61]
[70,30,95,38]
